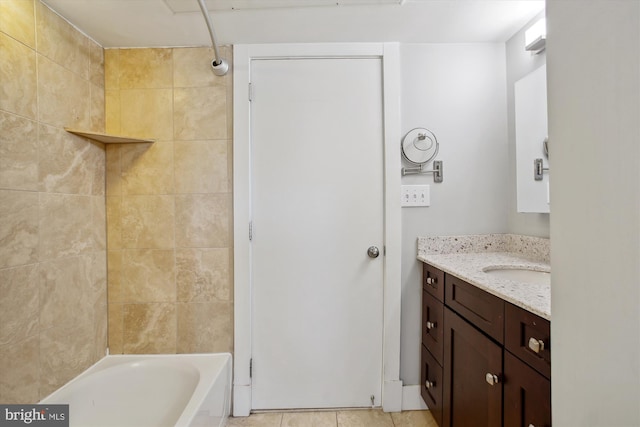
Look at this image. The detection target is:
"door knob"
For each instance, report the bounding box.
[367,246,380,258]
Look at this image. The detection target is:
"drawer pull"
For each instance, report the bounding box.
[425,380,435,389]
[485,373,500,386]
[426,277,437,285]
[528,337,545,353]
[426,321,437,330]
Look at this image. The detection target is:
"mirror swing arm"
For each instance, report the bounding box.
[400,127,444,182]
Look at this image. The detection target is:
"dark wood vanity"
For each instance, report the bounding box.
[421,262,551,427]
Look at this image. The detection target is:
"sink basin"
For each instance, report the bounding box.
[483,267,550,286]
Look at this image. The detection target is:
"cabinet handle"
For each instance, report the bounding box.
[528,425,536,427]
[426,276,437,285]
[485,373,500,386]
[425,380,435,389]
[426,321,437,330]
[528,337,545,353]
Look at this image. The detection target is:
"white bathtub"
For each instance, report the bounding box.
[40,353,231,427]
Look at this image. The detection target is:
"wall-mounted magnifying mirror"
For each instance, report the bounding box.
[515,64,549,213]
[401,127,443,182]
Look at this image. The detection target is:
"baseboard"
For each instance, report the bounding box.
[401,385,429,411]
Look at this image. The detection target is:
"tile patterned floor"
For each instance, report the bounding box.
[227,409,438,427]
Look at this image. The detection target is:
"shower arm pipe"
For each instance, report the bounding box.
[196,0,228,75]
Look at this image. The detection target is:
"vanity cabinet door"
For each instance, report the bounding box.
[423,263,445,302]
[505,303,551,379]
[443,307,502,427]
[422,290,444,365]
[504,351,551,427]
[421,345,443,427]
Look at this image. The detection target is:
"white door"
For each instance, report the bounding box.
[250,58,385,410]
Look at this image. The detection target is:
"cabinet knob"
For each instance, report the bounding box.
[485,373,500,386]
[426,321,436,330]
[528,337,545,353]
[425,380,435,389]
[426,277,433,285]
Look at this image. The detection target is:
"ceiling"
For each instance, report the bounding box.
[41,0,544,48]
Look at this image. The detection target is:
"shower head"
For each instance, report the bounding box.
[211,59,229,76]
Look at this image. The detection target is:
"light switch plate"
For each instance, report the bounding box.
[401,185,430,207]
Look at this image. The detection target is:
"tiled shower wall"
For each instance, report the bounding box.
[0,0,107,403]
[104,47,234,354]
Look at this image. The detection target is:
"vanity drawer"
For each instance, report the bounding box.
[422,290,444,365]
[421,344,443,427]
[423,263,445,302]
[445,274,504,344]
[505,302,551,379]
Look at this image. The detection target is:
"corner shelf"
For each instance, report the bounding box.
[64,128,155,144]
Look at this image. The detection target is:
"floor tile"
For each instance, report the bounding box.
[227,413,283,427]
[281,411,337,427]
[337,409,394,427]
[391,410,439,427]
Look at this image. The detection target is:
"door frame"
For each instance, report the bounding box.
[232,43,402,416]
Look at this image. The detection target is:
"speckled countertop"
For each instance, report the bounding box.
[417,234,551,320]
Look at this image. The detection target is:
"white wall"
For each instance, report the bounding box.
[505,12,550,237]
[547,1,640,425]
[399,44,509,384]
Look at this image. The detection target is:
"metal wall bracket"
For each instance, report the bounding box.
[534,158,549,181]
[402,160,443,183]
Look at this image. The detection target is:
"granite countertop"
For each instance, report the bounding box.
[417,234,551,320]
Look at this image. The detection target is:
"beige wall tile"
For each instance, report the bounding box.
[106,196,122,249]
[121,195,175,249]
[104,48,119,90]
[105,90,121,135]
[337,410,394,427]
[175,193,230,248]
[121,249,176,303]
[120,141,174,195]
[177,302,232,353]
[174,140,228,194]
[0,265,39,346]
[0,335,39,404]
[107,250,122,303]
[38,194,96,260]
[282,412,337,427]
[120,89,173,140]
[37,55,91,129]
[35,0,89,79]
[39,323,94,399]
[38,124,105,195]
[0,0,36,48]
[119,48,173,89]
[0,111,38,191]
[0,32,37,119]
[108,303,124,354]
[0,190,38,269]
[90,83,105,133]
[176,248,230,302]
[123,303,177,354]
[93,299,108,359]
[89,40,104,88]
[39,256,94,332]
[105,145,122,196]
[174,86,227,141]
[173,47,227,88]
[91,195,106,249]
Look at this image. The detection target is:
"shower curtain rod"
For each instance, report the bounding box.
[196,0,229,76]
